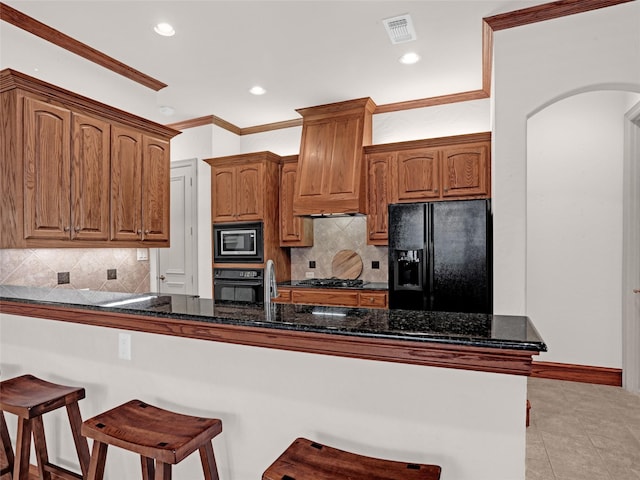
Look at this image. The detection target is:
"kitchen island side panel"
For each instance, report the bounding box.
[0,313,527,480]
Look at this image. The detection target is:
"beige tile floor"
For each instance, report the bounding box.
[527,377,640,480]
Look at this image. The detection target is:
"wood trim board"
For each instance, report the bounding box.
[0,2,167,91]
[531,361,623,386]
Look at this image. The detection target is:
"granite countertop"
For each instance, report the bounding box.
[0,285,546,352]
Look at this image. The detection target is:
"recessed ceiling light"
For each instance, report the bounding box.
[154,22,175,37]
[249,86,266,96]
[158,105,175,116]
[399,52,421,65]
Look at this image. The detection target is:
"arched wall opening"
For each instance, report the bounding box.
[526,89,640,389]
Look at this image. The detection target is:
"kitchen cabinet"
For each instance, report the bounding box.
[0,69,179,248]
[275,287,388,309]
[279,156,313,247]
[293,97,376,216]
[110,126,170,243]
[204,152,291,282]
[364,132,491,245]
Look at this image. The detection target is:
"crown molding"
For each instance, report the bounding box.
[0,2,167,91]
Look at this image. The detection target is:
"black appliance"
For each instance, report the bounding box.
[213,222,263,263]
[213,268,264,304]
[388,199,492,313]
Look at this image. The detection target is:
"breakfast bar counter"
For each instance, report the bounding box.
[1,285,545,480]
[0,285,545,376]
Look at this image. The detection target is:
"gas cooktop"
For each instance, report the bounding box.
[295,278,365,288]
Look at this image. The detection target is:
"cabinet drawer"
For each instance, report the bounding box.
[358,292,388,309]
[291,289,359,307]
[274,288,292,303]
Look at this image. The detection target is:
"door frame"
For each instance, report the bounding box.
[623,101,640,393]
[152,158,199,294]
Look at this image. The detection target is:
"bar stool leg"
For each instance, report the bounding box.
[32,416,52,480]
[13,417,32,480]
[86,441,108,480]
[0,411,15,477]
[141,456,154,480]
[199,442,220,480]
[66,402,90,478]
[154,461,171,480]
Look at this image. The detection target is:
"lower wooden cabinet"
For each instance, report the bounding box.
[275,287,388,309]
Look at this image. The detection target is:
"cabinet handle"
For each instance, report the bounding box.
[74,226,81,232]
[136,229,142,235]
[144,230,150,234]
[434,189,439,194]
[63,226,70,232]
[634,289,640,294]
[444,188,449,192]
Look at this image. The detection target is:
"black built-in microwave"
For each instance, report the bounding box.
[213,221,264,263]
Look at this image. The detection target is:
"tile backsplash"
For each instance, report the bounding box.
[0,248,150,293]
[290,216,388,283]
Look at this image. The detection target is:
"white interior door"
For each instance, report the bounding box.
[157,159,198,295]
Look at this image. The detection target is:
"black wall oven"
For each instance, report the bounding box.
[213,221,264,263]
[213,268,264,304]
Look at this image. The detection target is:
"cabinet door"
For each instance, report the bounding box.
[366,153,392,245]
[395,148,440,201]
[111,125,143,241]
[71,113,110,240]
[236,162,263,220]
[142,136,170,242]
[23,97,72,240]
[441,143,490,198]
[212,166,237,222]
[280,162,313,246]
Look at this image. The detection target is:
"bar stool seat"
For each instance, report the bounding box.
[81,399,222,480]
[263,437,442,480]
[0,374,90,480]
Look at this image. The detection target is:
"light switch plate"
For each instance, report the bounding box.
[305,271,315,278]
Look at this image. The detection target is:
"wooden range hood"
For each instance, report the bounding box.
[292,97,376,216]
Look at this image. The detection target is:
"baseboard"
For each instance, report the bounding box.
[531,361,622,386]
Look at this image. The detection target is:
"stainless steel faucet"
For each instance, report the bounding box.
[265,259,278,307]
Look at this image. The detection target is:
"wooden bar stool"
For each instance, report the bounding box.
[263,437,442,480]
[0,374,90,480]
[81,399,222,480]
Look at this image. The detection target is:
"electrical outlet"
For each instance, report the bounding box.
[57,272,70,284]
[372,261,380,270]
[309,261,316,268]
[107,269,117,280]
[305,271,315,278]
[136,248,149,261]
[118,333,131,360]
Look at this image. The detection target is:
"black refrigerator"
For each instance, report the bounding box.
[388,199,492,313]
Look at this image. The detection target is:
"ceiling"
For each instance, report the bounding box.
[1,1,544,128]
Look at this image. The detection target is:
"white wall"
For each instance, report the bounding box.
[0,313,528,480]
[492,2,640,367]
[527,91,640,367]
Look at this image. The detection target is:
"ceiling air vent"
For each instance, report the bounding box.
[382,14,417,44]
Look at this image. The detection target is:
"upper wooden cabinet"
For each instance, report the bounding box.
[293,98,376,216]
[0,69,179,248]
[279,156,313,247]
[365,132,491,245]
[205,152,280,223]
